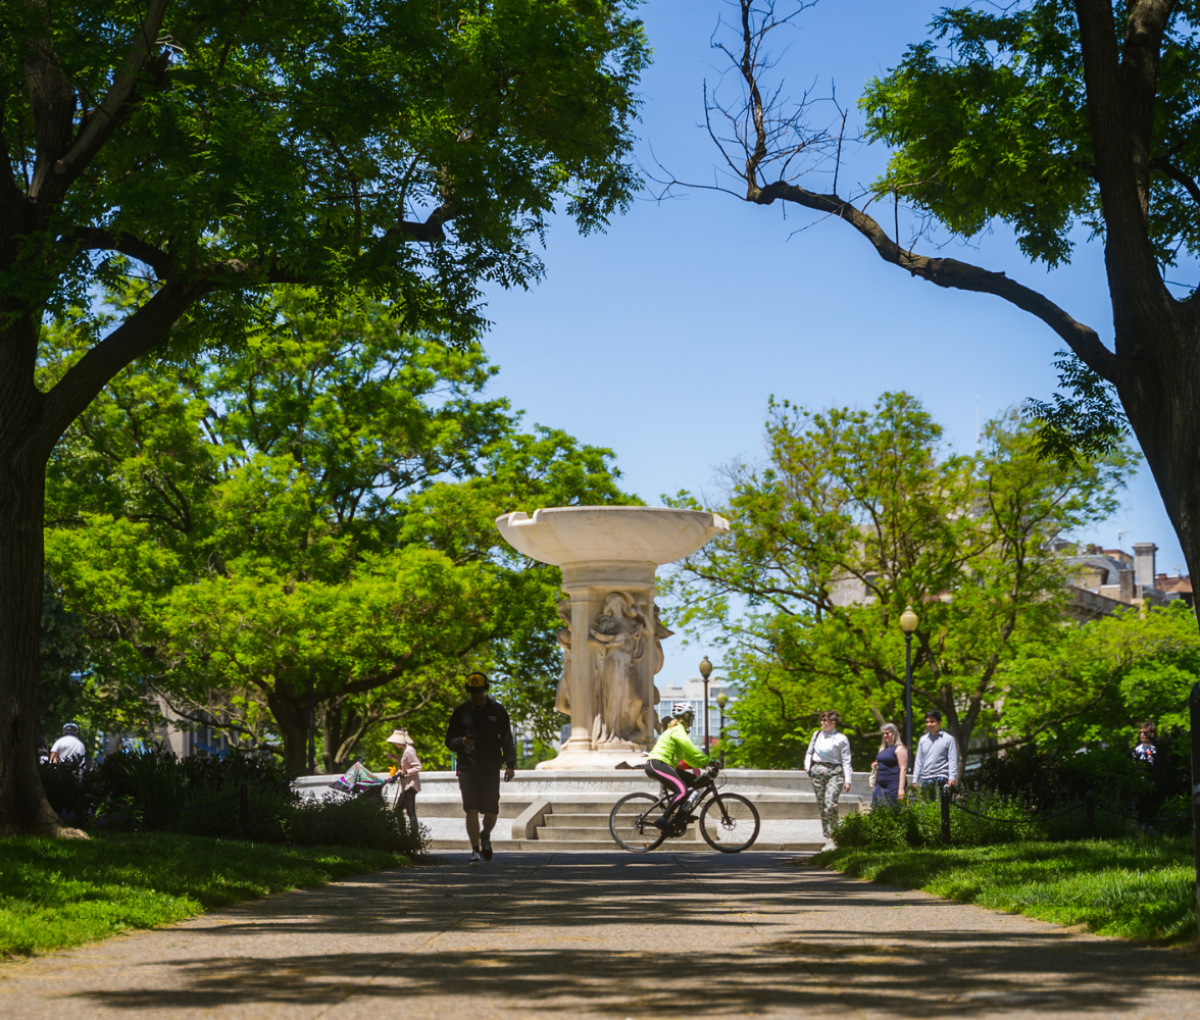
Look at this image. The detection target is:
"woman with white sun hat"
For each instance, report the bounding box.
[386,729,422,829]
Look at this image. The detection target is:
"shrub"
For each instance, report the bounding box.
[967,742,1193,833]
[38,760,104,825]
[37,745,426,853]
[835,793,1052,849]
[285,791,426,854]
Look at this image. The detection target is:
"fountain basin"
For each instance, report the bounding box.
[495,506,728,566]
[495,505,729,769]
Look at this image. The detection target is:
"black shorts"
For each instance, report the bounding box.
[458,768,501,814]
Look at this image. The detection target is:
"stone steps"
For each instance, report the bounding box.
[427,838,825,853]
[476,799,822,853]
[530,825,616,840]
[395,771,841,853]
[541,813,618,827]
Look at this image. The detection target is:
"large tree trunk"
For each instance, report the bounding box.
[0,313,84,835]
[320,698,372,773]
[1116,309,1200,613]
[0,456,66,835]
[267,688,311,775]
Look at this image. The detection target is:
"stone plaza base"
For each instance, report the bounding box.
[293,768,870,852]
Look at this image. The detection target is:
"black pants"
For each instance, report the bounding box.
[458,768,501,814]
[396,787,417,827]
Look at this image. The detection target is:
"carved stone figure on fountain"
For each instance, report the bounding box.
[494,506,729,769]
[589,592,650,745]
[652,605,672,676]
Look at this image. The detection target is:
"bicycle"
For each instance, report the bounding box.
[608,763,761,853]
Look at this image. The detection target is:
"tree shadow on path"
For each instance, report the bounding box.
[70,852,1200,1018]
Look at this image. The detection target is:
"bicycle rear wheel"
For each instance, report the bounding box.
[609,792,667,853]
[699,792,760,852]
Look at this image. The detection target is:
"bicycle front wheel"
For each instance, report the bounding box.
[699,792,760,853]
[609,792,667,853]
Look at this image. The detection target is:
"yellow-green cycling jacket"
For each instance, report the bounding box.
[647,726,712,770]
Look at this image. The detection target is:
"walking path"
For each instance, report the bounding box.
[2,851,1197,1019]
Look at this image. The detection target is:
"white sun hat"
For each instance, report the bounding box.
[385,729,414,746]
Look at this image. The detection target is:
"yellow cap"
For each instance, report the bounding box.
[465,671,489,688]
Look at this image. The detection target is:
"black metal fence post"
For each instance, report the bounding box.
[238,781,250,840]
[1190,682,1200,943]
[940,784,951,845]
[1085,788,1096,839]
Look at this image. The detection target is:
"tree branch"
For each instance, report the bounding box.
[53,0,170,186]
[0,113,23,212]
[38,278,207,459]
[67,226,174,279]
[752,178,1121,383]
[21,4,77,201]
[1118,0,1174,213]
[149,683,272,746]
[1151,157,1200,211]
[391,202,457,243]
[988,668,1122,752]
[1073,0,1169,305]
[764,683,801,725]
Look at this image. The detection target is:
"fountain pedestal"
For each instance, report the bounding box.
[495,507,728,770]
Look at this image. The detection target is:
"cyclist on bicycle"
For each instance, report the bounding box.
[645,706,716,831]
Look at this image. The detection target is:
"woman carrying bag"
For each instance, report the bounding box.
[804,710,853,851]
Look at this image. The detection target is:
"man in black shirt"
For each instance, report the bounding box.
[445,671,517,864]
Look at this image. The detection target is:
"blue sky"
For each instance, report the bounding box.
[479,0,1189,684]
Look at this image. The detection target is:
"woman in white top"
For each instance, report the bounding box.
[386,729,422,829]
[804,709,853,850]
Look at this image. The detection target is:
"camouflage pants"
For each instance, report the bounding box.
[809,762,843,838]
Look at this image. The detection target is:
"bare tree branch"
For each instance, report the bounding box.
[750,180,1119,382]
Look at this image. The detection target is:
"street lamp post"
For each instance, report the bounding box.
[899,605,919,762]
[699,655,713,752]
[716,692,728,766]
[307,664,316,775]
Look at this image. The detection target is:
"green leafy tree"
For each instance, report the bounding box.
[999,601,1200,751]
[37,575,88,742]
[43,291,633,772]
[664,392,1131,767]
[678,1,1200,635]
[0,0,649,832]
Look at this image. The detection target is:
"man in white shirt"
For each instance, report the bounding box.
[49,722,86,763]
[911,710,959,794]
[804,709,853,850]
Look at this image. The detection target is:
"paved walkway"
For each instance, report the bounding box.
[2,851,1197,1019]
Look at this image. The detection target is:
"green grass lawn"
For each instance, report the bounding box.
[0,832,408,958]
[814,837,1197,945]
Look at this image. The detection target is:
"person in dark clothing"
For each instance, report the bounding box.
[444,671,517,865]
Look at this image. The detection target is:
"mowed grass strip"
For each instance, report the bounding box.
[0,832,408,957]
[815,837,1197,944]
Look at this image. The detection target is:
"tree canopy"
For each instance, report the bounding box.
[664,392,1134,767]
[677,1,1200,655]
[1,0,650,833]
[41,290,635,772]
